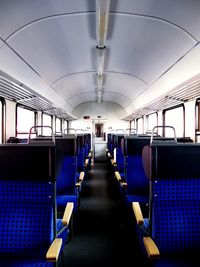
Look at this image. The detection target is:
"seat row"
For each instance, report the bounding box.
[107,128,200,267]
[0,129,92,266]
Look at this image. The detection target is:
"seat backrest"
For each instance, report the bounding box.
[77,134,86,171]
[122,137,150,195]
[143,143,200,255]
[115,134,124,174]
[84,133,91,156]
[55,137,78,194]
[0,143,56,259]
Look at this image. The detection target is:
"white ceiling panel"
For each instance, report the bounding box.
[102,92,131,108]
[0,0,95,39]
[103,72,148,102]
[110,0,200,40]
[68,92,96,107]
[7,14,95,84]
[106,14,196,85]
[53,72,96,101]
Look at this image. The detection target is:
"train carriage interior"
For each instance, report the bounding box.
[1,1,200,266]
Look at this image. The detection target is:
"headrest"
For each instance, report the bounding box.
[77,134,85,147]
[115,135,124,148]
[143,143,200,180]
[55,138,78,156]
[0,144,55,180]
[107,133,112,141]
[122,137,150,156]
[177,137,193,143]
[63,134,77,139]
[112,134,116,144]
[84,133,91,143]
[29,137,54,143]
[7,137,20,143]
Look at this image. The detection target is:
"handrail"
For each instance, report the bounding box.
[108,129,116,134]
[150,125,177,144]
[116,129,124,135]
[75,129,84,134]
[125,128,137,136]
[64,128,76,135]
[28,126,55,143]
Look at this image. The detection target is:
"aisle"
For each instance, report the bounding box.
[63,158,146,267]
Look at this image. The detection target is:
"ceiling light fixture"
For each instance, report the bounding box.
[97,90,102,104]
[97,47,105,76]
[97,74,103,104]
[96,0,111,48]
[97,74,103,90]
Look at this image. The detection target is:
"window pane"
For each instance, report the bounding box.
[137,118,143,134]
[165,106,184,137]
[0,101,2,143]
[43,114,52,136]
[17,106,35,138]
[147,113,157,133]
[131,120,136,130]
[63,120,68,132]
[56,118,61,133]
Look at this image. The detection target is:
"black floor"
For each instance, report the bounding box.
[62,158,148,267]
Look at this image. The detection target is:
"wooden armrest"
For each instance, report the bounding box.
[85,158,89,166]
[111,159,116,166]
[76,181,81,187]
[143,237,160,259]
[106,148,109,152]
[62,202,74,226]
[88,152,92,158]
[120,182,127,187]
[46,238,62,262]
[132,202,144,225]
[79,171,85,181]
[107,152,112,158]
[115,171,122,181]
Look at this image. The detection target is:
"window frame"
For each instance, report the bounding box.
[146,112,158,134]
[16,104,37,138]
[163,104,185,137]
[42,112,53,136]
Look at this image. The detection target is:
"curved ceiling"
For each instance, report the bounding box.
[0,0,200,118]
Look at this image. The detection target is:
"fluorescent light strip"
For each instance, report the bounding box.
[97,91,102,103]
[97,47,105,76]
[96,0,111,48]
[97,74,103,90]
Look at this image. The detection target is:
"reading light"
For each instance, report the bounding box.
[97,47,105,76]
[96,0,111,48]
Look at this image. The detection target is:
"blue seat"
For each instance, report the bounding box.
[115,134,125,176]
[133,142,200,267]
[122,136,150,205]
[0,143,69,266]
[55,136,80,212]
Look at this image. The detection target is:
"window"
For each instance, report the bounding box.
[63,120,68,133]
[164,105,184,137]
[17,106,36,138]
[137,117,143,134]
[0,99,4,143]
[147,113,158,133]
[130,119,136,132]
[195,99,200,142]
[55,118,62,134]
[42,113,52,136]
